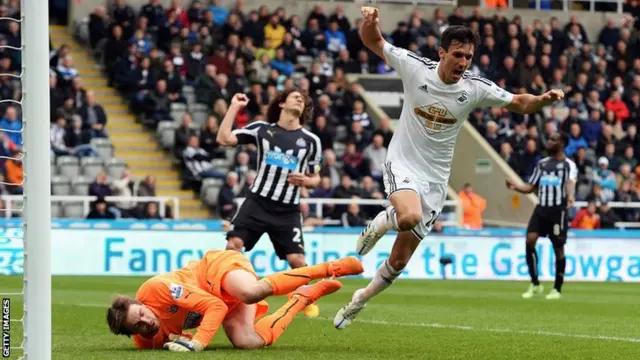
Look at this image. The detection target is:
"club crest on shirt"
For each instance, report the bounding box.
[168,305,178,314]
[296,138,306,147]
[413,102,458,134]
[456,91,468,104]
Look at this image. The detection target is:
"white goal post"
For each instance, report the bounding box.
[22,0,52,357]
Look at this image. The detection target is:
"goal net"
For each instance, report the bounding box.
[1,0,51,359]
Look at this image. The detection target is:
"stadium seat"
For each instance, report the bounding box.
[577,183,592,200]
[170,102,187,124]
[51,175,72,196]
[71,176,92,196]
[91,138,114,159]
[334,142,346,158]
[191,109,208,127]
[200,178,223,206]
[50,156,57,177]
[212,158,231,169]
[182,85,195,105]
[51,201,62,218]
[157,121,177,149]
[105,158,127,178]
[57,156,81,178]
[63,202,86,219]
[80,157,105,179]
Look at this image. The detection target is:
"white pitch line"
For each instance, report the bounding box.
[60,303,640,344]
[314,316,640,344]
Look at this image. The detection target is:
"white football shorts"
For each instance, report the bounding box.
[382,161,447,240]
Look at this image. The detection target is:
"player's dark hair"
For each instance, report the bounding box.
[266,87,313,125]
[106,295,141,337]
[440,26,481,51]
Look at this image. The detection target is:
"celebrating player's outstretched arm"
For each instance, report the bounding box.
[216,93,250,147]
[506,89,565,114]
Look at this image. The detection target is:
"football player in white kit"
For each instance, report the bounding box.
[334,7,566,329]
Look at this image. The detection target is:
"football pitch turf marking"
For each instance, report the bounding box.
[64,302,640,344]
[315,317,640,344]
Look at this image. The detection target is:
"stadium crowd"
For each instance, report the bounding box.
[19,0,636,226]
[73,0,640,227]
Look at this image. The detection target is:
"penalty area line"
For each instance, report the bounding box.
[312,317,640,344]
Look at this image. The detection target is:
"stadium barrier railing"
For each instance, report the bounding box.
[235,197,464,227]
[0,195,180,219]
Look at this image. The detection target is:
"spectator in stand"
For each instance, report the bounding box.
[86,197,116,219]
[111,168,137,218]
[359,176,384,218]
[79,91,108,138]
[593,157,617,202]
[4,149,22,194]
[217,171,238,220]
[144,79,173,124]
[89,171,113,199]
[0,106,21,147]
[342,142,367,180]
[341,201,366,228]
[458,183,487,230]
[565,123,588,157]
[605,90,630,122]
[182,135,226,183]
[364,134,386,185]
[571,201,601,229]
[142,202,163,219]
[65,115,98,157]
[309,176,335,218]
[174,113,197,159]
[50,116,98,158]
[598,201,620,229]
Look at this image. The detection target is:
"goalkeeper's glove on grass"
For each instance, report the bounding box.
[163,338,203,352]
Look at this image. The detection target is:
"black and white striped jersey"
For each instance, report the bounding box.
[232,121,322,209]
[528,156,578,208]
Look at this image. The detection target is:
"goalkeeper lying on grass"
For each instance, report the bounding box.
[106,250,363,351]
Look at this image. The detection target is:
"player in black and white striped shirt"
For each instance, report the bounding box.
[217,89,321,269]
[506,132,577,300]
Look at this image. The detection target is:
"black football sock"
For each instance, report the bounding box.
[526,244,540,286]
[554,256,566,292]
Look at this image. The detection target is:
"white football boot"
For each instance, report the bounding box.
[356,210,388,256]
[522,283,544,299]
[333,289,367,329]
[545,289,562,300]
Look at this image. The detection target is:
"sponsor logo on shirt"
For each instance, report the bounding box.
[183,312,203,329]
[265,150,299,171]
[413,102,458,134]
[540,174,561,186]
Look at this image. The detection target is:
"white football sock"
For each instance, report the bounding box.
[372,207,400,233]
[354,259,402,304]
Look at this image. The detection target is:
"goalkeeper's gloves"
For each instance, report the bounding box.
[163,338,204,352]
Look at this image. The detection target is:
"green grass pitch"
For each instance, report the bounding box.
[2,276,639,359]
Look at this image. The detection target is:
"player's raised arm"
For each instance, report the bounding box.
[506,90,565,114]
[360,7,419,81]
[216,93,250,147]
[359,7,385,59]
[473,77,565,115]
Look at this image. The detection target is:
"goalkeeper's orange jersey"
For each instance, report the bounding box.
[132,250,268,349]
